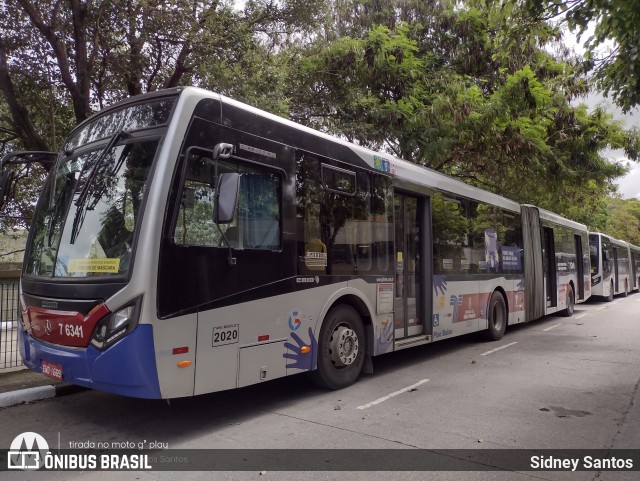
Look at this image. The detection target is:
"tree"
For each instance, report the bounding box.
[0,0,322,229]
[1,0,322,145]
[519,0,640,113]
[284,0,639,228]
[1,0,638,241]
[598,197,640,245]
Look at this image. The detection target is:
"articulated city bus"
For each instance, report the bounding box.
[589,233,632,300]
[16,87,590,398]
[630,244,640,292]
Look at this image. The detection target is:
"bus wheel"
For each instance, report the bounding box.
[607,281,614,302]
[562,285,575,317]
[484,291,507,341]
[312,305,365,390]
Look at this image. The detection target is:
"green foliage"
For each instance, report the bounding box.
[0,162,49,230]
[595,198,640,245]
[0,228,28,262]
[286,0,638,232]
[519,0,640,113]
[0,0,322,230]
[0,0,638,243]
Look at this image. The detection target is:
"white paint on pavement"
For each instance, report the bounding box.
[480,341,518,356]
[356,379,429,410]
[543,324,560,332]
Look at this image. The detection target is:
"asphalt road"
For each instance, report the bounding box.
[2,293,640,481]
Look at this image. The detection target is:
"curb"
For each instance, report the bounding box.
[0,383,85,408]
[0,385,55,408]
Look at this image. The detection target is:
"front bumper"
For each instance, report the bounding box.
[19,324,161,399]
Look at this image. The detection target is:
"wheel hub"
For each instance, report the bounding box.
[329,326,359,367]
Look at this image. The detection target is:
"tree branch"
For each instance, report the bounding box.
[0,248,26,258]
[0,42,49,151]
[17,0,90,122]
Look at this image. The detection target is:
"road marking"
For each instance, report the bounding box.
[480,341,518,356]
[543,324,560,332]
[597,305,608,310]
[636,299,640,302]
[356,379,429,410]
[575,313,588,319]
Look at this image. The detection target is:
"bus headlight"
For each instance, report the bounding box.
[91,298,141,350]
[591,275,601,286]
[19,295,30,332]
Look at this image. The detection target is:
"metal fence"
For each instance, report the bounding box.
[0,270,22,371]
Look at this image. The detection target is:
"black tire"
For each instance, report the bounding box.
[562,285,575,317]
[484,291,507,341]
[311,305,365,390]
[607,281,614,302]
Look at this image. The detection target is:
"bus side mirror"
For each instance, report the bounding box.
[215,172,240,224]
[0,170,14,211]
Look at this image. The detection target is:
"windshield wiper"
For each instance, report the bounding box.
[70,130,129,244]
[47,172,77,246]
[74,130,129,208]
[86,143,133,212]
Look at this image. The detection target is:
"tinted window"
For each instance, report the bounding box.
[65,98,175,150]
[296,152,392,276]
[432,193,522,275]
[174,152,281,250]
[25,139,159,278]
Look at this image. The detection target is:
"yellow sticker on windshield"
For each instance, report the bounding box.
[68,258,120,273]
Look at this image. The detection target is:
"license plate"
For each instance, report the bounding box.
[41,360,62,380]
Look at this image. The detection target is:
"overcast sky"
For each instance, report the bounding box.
[561,26,640,200]
[611,147,640,200]
[580,93,640,200]
[618,166,640,199]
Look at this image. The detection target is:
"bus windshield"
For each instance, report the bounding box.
[25,139,159,278]
[24,98,175,278]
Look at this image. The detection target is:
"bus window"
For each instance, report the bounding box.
[173,153,281,250]
[296,152,389,276]
[602,244,610,275]
[589,239,599,274]
[432,193,468,274]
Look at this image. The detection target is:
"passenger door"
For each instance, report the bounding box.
[393,193,428,340]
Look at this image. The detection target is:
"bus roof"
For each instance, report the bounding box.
[590,232,630,248]
[64,86,553,215]
[532,206,588,232]
[208,88,520,211]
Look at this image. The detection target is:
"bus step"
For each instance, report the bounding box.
[394,335,431,351]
